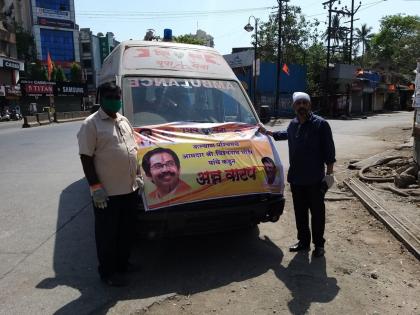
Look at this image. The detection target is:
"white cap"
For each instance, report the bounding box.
[292,92,311,104]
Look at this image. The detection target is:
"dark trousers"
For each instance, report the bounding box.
[290,184,326,248]
[93,190,138,278]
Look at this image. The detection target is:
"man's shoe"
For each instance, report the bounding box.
[313,247,325,258]
[289,242,310,252]
[101,273,128,287]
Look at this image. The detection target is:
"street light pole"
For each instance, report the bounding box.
[275,0,284,118]
[244,16,259,110]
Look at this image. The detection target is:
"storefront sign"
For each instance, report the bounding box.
[20,80,55,97]
[36,7,71,20]
[5,86,21,97]
[55,83,87,96]
[37,17,74,29]
[3,60,21,70]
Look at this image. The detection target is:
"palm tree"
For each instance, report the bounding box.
[355,24,373,67]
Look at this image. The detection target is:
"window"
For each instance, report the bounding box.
[81,43,90,53]
[36,0,70,11]
[82,60,92,68]
[123,77,257,127]
[86,75,93,84]
[40,29,74,62]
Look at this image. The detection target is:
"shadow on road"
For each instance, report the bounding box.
[36,178,339,314]
[273,248,340,315]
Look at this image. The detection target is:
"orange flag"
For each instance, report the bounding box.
[47,52,53,81]
[282,63,290,76]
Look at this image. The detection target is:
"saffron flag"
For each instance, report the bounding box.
[47,52,53,81]
[282,63,290,76]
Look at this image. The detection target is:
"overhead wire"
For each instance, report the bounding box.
[76,6,274,20]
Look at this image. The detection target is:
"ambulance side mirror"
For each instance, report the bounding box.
[259,105,271,124]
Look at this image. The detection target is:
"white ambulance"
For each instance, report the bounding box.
[98,40,285,236]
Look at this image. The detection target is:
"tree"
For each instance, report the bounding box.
[70,62,82,83]
[255,5,325,95]
[173,34,206,46]
[370,14,420,81]
[354,24,373,67]
[27,61,48,81]
[55,66,66,82]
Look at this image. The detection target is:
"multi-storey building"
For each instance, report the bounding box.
[30,0,80,73]
[0,0,25,110]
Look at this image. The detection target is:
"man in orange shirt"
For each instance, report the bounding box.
[142,147,191,200]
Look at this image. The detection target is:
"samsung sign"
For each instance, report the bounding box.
[3,60,21,70]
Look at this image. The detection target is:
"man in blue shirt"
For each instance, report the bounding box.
[259,92,336,257]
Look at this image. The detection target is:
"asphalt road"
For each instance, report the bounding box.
[0,112,416,314]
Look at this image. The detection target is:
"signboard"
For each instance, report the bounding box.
[414,62,420,108]
[136,123,284,211]
[3,60,20,70]
[123,47,230,76]
[36,7,71,20]
[99,37,109,63]
[20,80,55,97]
[5,86,21,98]
[38,17,74,29]
[0,86,5,97]
[223,50,254,68]
[55,83,87,96]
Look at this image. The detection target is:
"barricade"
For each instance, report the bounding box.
[54,111,90,123]
[36,113,51,126]
[22,116,40,128]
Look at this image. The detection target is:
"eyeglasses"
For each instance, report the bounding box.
[150,160,177,171]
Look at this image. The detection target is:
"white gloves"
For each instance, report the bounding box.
[323,174,335,189]
[90,184,108,209]
[136,175,144,193]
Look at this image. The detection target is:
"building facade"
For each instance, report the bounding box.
[79,28,101,94]
[0,0,25,111]
[30,0,80,72]
[98,32,119,64]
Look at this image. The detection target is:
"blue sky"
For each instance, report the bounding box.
[74,0,419,55]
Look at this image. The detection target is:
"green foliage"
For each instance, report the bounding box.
[173,34,206,46]
[257,6,323,64]
[256,5,325,95]
[305,43,327,95]
[27,61,48,81]
[70,63,82,83]
[52,66,66,82]
[369,14,420,81]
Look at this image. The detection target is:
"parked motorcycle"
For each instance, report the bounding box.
[0,111,10,121]
[10,109,22,120]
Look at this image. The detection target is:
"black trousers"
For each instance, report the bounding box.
[93,190,138,278]
[290,183,326,248]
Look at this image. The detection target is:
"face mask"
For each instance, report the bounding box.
[102,98,122,113]
[297,107,308,116]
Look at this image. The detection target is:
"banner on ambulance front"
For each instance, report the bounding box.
[136,122,284,211]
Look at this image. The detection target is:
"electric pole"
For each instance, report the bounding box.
[322,0,361,114]
[275,0,283,118]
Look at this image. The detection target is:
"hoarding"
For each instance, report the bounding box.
[136,123,284,211]
[36,7,71,20]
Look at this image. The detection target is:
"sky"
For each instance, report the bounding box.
[74,0,420,55]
